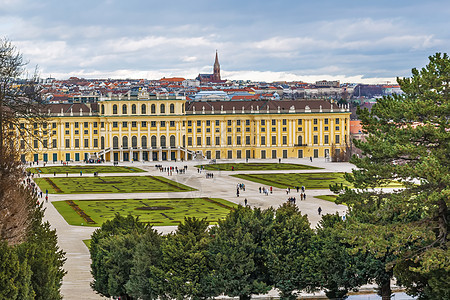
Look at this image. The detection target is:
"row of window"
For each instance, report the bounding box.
[31,133,344,150]
[25,117,344,130]
[30,148,323,162]
[106,103,177,115]
[201,149,315,160]
[186,118,343,127]
[110,121,175,128]
[111,135,176,149]
[186,135,342,147]
[65,122,98,129]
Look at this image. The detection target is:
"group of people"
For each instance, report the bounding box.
[236,183,246,197]
[23,173,48,204]
[156,165,188,175]
[205,173,214,178]
[259,186,272,195]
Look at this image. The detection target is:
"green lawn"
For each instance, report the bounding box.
[232,172,403,190]
[315,195,339,202]
[83,239,91,249]
[195,162,322,171]
[27,165,145,174]
[34,176,195,194]
[231,172,349,189]
[52,198,237,227]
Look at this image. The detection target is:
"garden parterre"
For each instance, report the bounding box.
[34,175,195,194]
[52,198,236,227]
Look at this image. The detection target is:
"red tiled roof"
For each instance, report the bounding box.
[159,77,185,82]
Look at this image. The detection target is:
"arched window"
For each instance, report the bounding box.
[113,105,118,115]
[122,136,128,149]
[170,135,176,147]
[132,136,137,148]
[141,104,146,114]
[122,104,127,114]
[169,103,175,114]
[160,104,165,114]
[151,104,156,114]
[101,104,105,114]
[131,104,136,114]
[113,136,119,149]
[297,135,303,145]
[160,135,166,148]
[101,136,105,149]
[151,135,157,148]
[141,136,147,148]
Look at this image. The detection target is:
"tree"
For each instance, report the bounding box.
[305,213,367,299]
[334,53,450,299]
[264,202,314,299]
[125,228,164,300]
[0,241,21,299]
[22,218,66,300]
[0,38,47,154]
[97,233,140,300]
[159,217,213,300]
[0,38,65,299]
[208,205,274,300]
[0,37,46,245]
[90,214,148,298]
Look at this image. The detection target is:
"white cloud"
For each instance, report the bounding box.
[222,70,396,84]
[182,56,198,62]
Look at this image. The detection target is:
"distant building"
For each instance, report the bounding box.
[196,51,226,84]
[315,80,340,88]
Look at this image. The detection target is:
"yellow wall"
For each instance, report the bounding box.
[25,97,350,162]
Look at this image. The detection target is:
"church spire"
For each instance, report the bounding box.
[213,50,221,81]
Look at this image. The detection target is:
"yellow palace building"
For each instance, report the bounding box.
[26,92,351,163]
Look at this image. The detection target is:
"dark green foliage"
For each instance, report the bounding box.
[159,217,213,300]
[264,202,314,299]
[0,242,20,299]
[98,233,140,299]
[208,205,274,299]
[334,53,450,299]
[125,229,164,300]
[24,221,66,300]
[306,214,367,299]
[0,192,65,300]
[90,213,147,298]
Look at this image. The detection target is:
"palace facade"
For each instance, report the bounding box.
[25,93,351,163]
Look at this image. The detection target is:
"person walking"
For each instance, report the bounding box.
[244,198,247,206]
[318,207,322,215]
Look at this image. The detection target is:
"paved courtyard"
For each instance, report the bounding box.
[39,157,354,299]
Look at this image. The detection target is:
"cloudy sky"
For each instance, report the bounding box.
[1,0,449,83]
